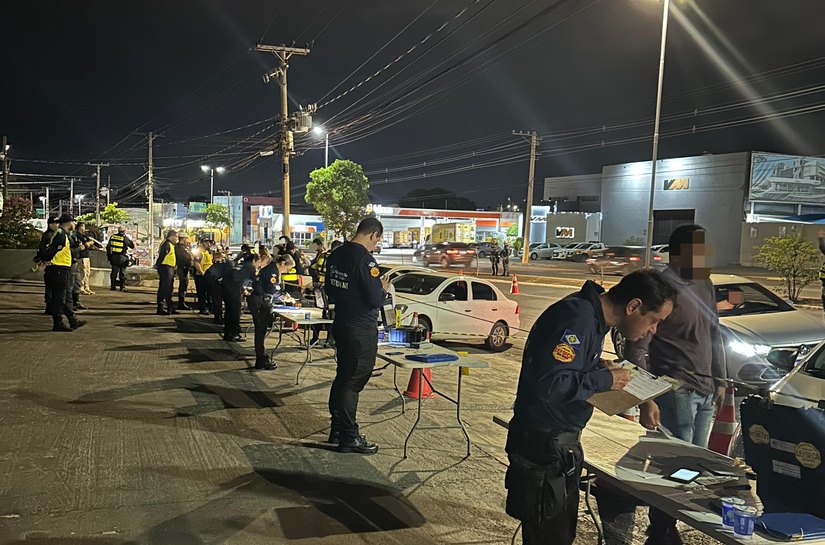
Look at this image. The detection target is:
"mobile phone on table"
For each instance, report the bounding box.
[665,468,701,484]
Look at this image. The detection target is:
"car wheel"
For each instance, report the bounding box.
[440,257,449,268]
[611,328,626,361]
[530,252,538,260]
[478,251,487,259]
[485,321,508,352]
[419,316,433,339]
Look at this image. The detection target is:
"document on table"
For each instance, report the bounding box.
[588,367,673,416]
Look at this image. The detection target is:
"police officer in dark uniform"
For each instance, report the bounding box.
[67,224,83,311]
[308,238,328,346]
[222,252,261,342]
[42,214,85,332]
[175,233,194,310]
[34,216,59,314]
[324,218,389,454]
[505,270,676,545]
[248,251,295,370]
[204,249,228,325]
[106,225,134,291]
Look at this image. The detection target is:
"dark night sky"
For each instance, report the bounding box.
[3,0,825,210]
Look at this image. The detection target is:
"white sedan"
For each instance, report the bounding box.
[529,242,561,260]
[388,272,520,352]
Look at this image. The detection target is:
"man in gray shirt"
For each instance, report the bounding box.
[626,224,726,545]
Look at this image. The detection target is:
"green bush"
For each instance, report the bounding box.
[0,197,42,249]
[754,233,822,302]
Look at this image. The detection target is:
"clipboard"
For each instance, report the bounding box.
[588,367,673,416]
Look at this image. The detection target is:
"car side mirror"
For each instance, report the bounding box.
[768,348,799,370]
[438,292,456,302]
[784,299,796,308]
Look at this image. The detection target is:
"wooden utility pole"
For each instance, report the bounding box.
[89,162,109,225]
[147,131,155,262]
[513,131,541,265]
[1,136,8,210]
[256,43,310,237]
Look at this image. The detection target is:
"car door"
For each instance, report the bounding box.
[435,279,473,335]
[470,281,499,335]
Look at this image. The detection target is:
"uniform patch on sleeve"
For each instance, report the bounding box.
[552,343,576,363]
[370,267,380,278]
[561,329,582,348]
[270,275,277,284]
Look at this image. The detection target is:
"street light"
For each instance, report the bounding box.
[201,165,225,203]
[38,196,46,220]
[644,0,672,268]
[313,126,329,167]
[75,193,85,215]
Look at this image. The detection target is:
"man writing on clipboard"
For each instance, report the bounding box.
[505,270,675,545]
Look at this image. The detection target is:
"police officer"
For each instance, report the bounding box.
[204,249,228,325]
[308,238,328,346]
[106,225,134,291]
[325,218,389,454]
[74,222,98,296]
[505,270,675,544]
[34,216,59,314]
[175,232,194,310]
[67,223,84,311]
[155,230,178,315]
[42,214,85,331]
[222,251,260,342]
[193,239,214,315]
[249,251,295,370]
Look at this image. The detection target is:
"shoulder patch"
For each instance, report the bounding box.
[552,343,576,363]
[270,275,277,284]
[368,261,376,268]
[561,329,582,348]
[370,267,380,278]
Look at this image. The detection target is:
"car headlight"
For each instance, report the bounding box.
[729,340,771,358]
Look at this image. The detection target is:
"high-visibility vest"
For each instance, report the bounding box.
[316,254,327,283]
[201,249,213,272]
[282,267,300,285]
[108,233,127,253]
[161,241,176,267]
[51,231,72,267]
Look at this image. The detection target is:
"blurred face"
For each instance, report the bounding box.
[728,289,745,306]
[277,261,290,274]
[77,224,86,233]
[169,233,179,244]
[618,298,674,342]
[671,231,709,280]
[62,221,75,232]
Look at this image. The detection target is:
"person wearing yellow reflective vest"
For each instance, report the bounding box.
[193,239,214,315]
[106,225,134,291]
[155,230,179,315]
[42,214,85,332]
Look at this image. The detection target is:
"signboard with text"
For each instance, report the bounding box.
[750,152,825,205]
[555,227,575,239]
[189,202,207,213]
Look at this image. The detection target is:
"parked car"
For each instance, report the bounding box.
[651,244,669,269]
[373,241,382,254]
[585,246,644,275]
[421,242,477,267]
[529,242,561,260]
[568,242,606,262]
[378,264,429,282]
[469,242,496,259]
[551,243,582,260]
[770,337,825,409]
[389,272,520,351]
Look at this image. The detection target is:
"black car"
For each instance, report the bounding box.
[422,242,477,267]
[469,242,496,259]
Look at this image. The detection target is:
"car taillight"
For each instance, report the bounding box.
[629,257,640,261]
[653,255,661,261]
[467,249,475,254]
[446,250,459,254]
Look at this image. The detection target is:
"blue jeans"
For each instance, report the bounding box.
[657,387,715,448]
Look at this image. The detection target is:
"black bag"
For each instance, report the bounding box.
[505,453,568,523]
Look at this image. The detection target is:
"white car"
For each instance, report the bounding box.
[529,242,561,260]
[568,242,606,262]
[378,264,430,282]
[551,243,582,260]
[651,244,669,269]
[388,272,520,352]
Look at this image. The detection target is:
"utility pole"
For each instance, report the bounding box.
[106,174,111,205]
[45,186,50,219]
[513,130,541,265]
[69,178,75,215]
[256,43,310,238]
[89,162,109,225]
[147,131,155,262]
[1,136,9,210]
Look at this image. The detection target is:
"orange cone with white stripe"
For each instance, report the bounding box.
[708,386,739,456]
[510,274,520,295]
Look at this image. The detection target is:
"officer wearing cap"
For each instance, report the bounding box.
[42,214,85,331]
[175,232,194,310]
[34,216,59,314]
[222,251,261,342]
[248,251,295,370]
[504,271,675,544]
[324,217,389,454]
[107,225,134,291]
[155,230,178,315]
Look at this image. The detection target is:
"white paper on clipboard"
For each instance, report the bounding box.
[622,368,672,400]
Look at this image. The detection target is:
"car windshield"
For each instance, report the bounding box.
[563,243,578,249]
[804,343,825,378]
[392,273,447,295]
[715,282,794,317]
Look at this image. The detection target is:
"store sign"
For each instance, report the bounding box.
[531,215,546,223]
[750,152,825,205]
[189,202,207,213]
[259,206,274,218]
[663,178,690,190]
[366,203,393,215]
[556,227,575,239]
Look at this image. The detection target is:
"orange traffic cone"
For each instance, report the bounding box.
[708,386,739,456]
[403,369,437,399]
[510,274,520,295]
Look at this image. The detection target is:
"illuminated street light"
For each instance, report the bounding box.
[313,125,329,167]
[201,165,225,203]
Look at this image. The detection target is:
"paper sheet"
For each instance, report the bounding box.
[623,370,672,400]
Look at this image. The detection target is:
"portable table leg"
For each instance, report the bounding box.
[295,325,313,385]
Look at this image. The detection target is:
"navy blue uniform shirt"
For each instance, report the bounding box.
[255,262,284,298]
[512,280,614,432]
[325,241,384,328]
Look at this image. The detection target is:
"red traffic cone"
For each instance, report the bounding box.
[403,369,437,399]
[510,274,520,295]
[708,386,739,456]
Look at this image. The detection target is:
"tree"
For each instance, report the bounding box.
[305,159,370,240]
[101,202,130,224]
[398,187,476,210]
[205,203,230,229]
[506,224,519,238]
[754,233,822,302]
[0,197,42,249]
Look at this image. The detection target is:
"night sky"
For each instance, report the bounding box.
[3,0,825,210]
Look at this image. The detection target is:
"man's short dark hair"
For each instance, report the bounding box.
[356,217,383,237]
[76,222,85,228]
[668,224,705,257]
[606,269,676,314]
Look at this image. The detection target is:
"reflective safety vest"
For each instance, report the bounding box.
[161,241,176,267]
[201,249,213,272]
[282,267,300,285]
[51,232,72,267]
[108,233,127,254]
[316,254,327,283]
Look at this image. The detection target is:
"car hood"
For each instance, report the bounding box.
[721,310,825,347]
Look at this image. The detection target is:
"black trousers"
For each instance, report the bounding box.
[44,266,74,322]
[157,265,175,310]
[208,277,223,321]
[504,425,584,545]
[109,254,127,288]
[43,271,52,310]
[491,260,499,275]
[328,323,378,441]
[177,266,191,302]
[222,281,242,338]
[248,295,273,359]
[194,275,211,311]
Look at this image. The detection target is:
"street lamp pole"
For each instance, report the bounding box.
[324,132,329,167]
[644,0,671,268]
[201,165,225,203]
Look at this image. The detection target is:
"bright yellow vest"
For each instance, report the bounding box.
[201,249,213,272]
[109,233,126,253]
[317,254,327,283]
[161,241,176,267]
[282,267,299,283]
[51,232,72,267]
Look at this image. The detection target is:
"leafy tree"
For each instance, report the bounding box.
[205,203,230,229]
[101,202,130,224]
[398,187,476,210]
[305,159,370,240]
[0,197,42,249]
[506,224,519,238]
[755,233,822,302]
[624,236,645,246]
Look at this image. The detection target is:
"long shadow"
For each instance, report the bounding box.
[2,539,136,545]
[438,339,511,353]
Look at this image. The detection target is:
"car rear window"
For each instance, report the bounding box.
[392,273,446,295]
[472,282,497,301]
